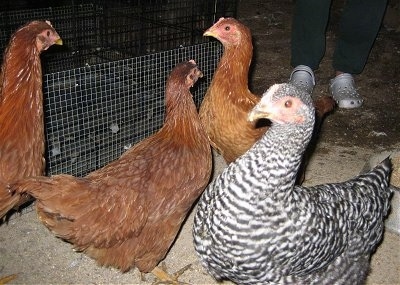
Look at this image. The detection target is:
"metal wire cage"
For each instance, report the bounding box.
[0,0,236,177]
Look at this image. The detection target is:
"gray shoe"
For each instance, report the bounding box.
[329,73,363,109]
[288,65,315,94]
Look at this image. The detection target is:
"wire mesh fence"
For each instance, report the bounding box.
[44,41,222,177]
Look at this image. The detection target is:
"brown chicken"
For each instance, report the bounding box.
[0,20,62,219]
[10,60,212,282]
[200,17,335,166]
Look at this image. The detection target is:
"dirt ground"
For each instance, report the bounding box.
[1,0,399,284]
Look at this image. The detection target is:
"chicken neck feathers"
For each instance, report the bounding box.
[199,18,268,164]
[0,25,44,178]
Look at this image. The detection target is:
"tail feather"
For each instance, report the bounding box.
[355,157,393,228]
[10,175,92,222]
[376,157,392,178]
[362,156,392,197]
[313,95,336,137]
[358,157,392,199]
[357,157,393,252]
[314,95,336,121]
[10,175,95,243]
[12,175,61,197]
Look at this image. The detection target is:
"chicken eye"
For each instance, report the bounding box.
[225,25,230,31]
[47,31,50,37]
[284,100,292,108]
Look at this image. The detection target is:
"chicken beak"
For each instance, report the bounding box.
[247,105,271,123]
[248,84,281,123]
[203,29,215,37]
[55,38,63,45]
[204,17,225,37]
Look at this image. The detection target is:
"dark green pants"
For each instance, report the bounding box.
[291,0,387,74]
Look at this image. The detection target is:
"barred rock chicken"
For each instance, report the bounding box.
[0,20,62,219]
[199,17,335,167]
[11,60,212,282]
[193,83,393,285]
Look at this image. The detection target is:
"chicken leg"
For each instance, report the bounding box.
[150,262,192,285]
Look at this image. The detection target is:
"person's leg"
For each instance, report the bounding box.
[330,0,387,108]
[333,0,388,74]
[291,0,332,70]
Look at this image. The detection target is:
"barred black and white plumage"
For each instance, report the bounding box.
[192,83,393,285]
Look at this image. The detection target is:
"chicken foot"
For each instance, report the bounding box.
[149,262,192,285]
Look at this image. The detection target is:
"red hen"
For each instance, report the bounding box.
[0,20,62,218]
[10,60,212,283]
[200,17,335,172]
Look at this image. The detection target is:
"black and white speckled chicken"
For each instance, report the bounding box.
[193,83,393,285]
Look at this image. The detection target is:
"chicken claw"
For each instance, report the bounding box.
[150,262,192,285]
